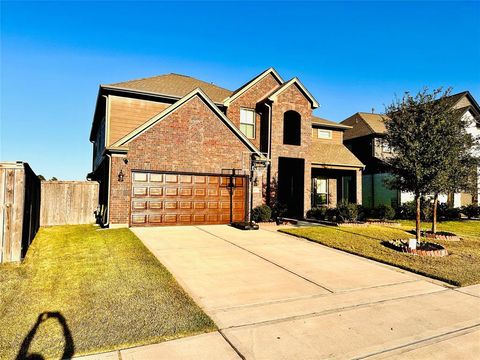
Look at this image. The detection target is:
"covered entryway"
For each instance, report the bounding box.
[130,171,246,226]
[277,157,305,218]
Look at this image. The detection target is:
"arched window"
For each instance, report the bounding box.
[283,110,301,145]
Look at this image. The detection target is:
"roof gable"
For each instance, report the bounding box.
[110,88,261,155]
[311,115,351,130]
[224,68,283,106]
[267,77,319,108]
[104,73,232,104]
[341,112,388,140]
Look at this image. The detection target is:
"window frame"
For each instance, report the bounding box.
[239,108,256,139]
[314,177,329,206]
[317,129,332,139]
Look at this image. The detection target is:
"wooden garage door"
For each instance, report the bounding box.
[130,171,246,226]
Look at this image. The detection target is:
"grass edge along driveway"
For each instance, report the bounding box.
[0,225,216,359]
[281,220,480,287]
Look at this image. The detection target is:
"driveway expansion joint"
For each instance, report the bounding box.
[217,288,450,331]
[354,323,480,359]
[195,226,335,293]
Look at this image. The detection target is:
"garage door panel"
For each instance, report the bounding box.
[150,173,163,182]
[149,214,162,223]
[149,201,163,209]
[149,187,163,196]
[131,171,246,226]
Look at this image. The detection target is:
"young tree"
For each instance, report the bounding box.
[384,88,457,243]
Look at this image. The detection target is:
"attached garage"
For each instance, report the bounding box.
[130,171,247,226]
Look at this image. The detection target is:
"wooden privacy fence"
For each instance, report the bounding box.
[0,162,41,263]
[40,181,99,226]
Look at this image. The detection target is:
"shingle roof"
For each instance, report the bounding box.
[311,115,351,130]
[311,142,364,168]
[341,112,389,140]
[105,73,232,103]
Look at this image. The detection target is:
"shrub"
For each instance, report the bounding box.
[462,204,480,219]
[336,201,361,222]
[395,199,432,220]
[251,205,272,222]
[437,203,462,220]
[306,207,327,220]
[325,207,338,221]
[374,204,395,220]
[271,202,288,219]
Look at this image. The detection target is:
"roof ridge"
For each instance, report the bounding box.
[108,72,232,92]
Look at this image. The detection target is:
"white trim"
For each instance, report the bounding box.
[268,77,319,109]
[240,108,256,139]
[223,68,283,106]
[317,129,332,139]
[110,88,263,156]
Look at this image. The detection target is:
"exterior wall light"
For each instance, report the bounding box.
[118,170,125,182]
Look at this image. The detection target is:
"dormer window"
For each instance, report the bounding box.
[240,108,255,139]
[317,129,332,139]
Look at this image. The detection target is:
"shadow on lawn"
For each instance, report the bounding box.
[16,312,74,360]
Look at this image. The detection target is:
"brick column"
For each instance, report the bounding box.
[356,169,363,205]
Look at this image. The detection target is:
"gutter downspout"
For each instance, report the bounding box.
[265,102,273,206]
[103,94,110,227]
[104,153,112,228]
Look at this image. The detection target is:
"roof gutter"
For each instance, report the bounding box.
[101,85,227,107]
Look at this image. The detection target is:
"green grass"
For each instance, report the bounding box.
[0,225,216,360]
[281,220,480,287]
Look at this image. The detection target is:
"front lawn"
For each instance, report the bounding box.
[0,225,215,359]
[281,220,480,287]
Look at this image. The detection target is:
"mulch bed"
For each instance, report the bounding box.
[384,239,448,257]
[424,231,461,241]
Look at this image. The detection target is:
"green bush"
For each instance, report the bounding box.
[336,201,361,222]
[271,202,288,219]
[306,207,327,220]
[462,204,480,219]
[374,204,395,220]
[251,205,272,222]
[437,203,462,220]
[325,208,338,221]
[395,199,432,220]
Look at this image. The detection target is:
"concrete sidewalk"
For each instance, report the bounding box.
[109,225,480,359]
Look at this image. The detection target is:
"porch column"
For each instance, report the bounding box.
[356,169,362,205]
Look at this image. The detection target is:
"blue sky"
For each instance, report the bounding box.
[1,1,479,180]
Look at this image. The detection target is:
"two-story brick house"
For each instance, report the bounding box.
[88,68,364,227]
[341,91,480,209]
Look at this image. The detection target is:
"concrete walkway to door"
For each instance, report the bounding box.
[131,225,480,359]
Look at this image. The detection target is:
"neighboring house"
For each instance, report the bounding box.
[341,91,480,209]
[87,68,364,227]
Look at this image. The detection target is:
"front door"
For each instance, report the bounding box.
[277,157,305,218]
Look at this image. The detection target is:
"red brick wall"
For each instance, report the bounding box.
[226,73,281,149]
[108,95,251,225]
[269,83,313,215]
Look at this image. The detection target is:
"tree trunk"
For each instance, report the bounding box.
[415,194,421,244]
[432,194,438,234]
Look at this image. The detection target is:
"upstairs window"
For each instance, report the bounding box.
[382,140,391,153]
[240,108,255,139]
[317,129,332,139]
[283,110,301,145]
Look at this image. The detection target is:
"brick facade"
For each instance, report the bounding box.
[226,73,281,150]
[108,95,251,225]
[269,83,313,215]
[91,69,364,226]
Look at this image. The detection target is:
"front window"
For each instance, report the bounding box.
[240,108,255,139]
[317,129,332,139]
[313,177,328,206]
[382,140,391,153]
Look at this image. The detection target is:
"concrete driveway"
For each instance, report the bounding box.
[131,225,480,359]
